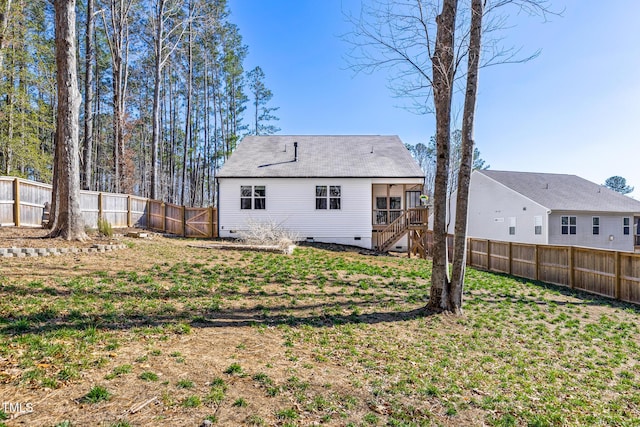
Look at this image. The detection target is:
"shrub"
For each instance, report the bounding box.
[97,217,113,238]
[238,218,298,250]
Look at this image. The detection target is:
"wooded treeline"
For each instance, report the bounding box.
[0,0,278,207]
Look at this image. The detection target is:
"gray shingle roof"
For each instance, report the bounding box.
[478,170,640,213]
[217,135,424,178]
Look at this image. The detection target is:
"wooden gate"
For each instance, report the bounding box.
[185,207,217,238]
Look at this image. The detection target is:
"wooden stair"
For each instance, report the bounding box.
[375,208,429,252]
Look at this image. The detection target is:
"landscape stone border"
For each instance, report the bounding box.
[0,244,127,258]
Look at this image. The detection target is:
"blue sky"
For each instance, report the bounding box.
[228,0,640,197]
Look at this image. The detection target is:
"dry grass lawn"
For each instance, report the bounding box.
[0,229,639,426]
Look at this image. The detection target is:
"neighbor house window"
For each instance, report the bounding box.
[623,217,630,235]
[316,185,341,210]
[561,215,576,235]
[592,217,600,235]
[534,216,543,235]
[509,217,516,235]
[240,185,265,210]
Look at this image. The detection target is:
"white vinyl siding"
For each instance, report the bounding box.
[219,178,373,248]
[549,212,637,251]
[448,172,549,244]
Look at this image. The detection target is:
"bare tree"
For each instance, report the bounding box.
[428,0,458,311]
[82,0,96,190]
[446,0,483,313]
[148,0,190,200]
[49,0,87,240]
[100,0,135,193]
[346,0,557,314]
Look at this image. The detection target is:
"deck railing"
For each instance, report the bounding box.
[375,207,429,252]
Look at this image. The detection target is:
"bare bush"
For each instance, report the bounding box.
[238,218,298,250]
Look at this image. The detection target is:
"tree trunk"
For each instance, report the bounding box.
[427,0,458,311]
[448,0,483,314]
[150,0,165,200]
[0,0,12,74]
[181,10,192,206]
[82,0,94,190]
[49,0,87,241]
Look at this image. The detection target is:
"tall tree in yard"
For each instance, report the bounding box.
[100,0,135,194]
[346,0,555,314]
[446,0,483,312]
[82,0,95,190]
[247,65,280,135]
[49,0,87,240]
[148,0,189,200]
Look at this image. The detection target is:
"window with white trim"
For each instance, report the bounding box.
[623,217,630,235]
[240,185,266,210]
[592,217,600,235]
[561,215,576,235]
[534,216,543,235]
[316,185,341,210]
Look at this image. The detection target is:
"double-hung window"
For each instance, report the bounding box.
[623,217,630,235]
[316,185,341,210]
[240,185,266,210]
[561,215,577,235]
[592,217,600,235]
[534,216,543,235]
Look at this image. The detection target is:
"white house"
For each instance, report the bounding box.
[216,135,425,250]
[447,170,640,252]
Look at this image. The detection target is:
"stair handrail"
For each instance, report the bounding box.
[376,207,429,252]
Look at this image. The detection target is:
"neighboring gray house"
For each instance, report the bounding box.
[216,135,425,250]
[447,170,640,252]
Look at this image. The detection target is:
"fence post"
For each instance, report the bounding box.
[98,192,103,220]
[161,202,166,232]
[146,200,151,230]
[13,178,20,227]
[181,205,186,237]
[568,246,575,289]
[127,195,132,227]
[486,239,491,271]
[615,251,621,300]
[508,242,512,275]
[467,238,472,266]
[534,245,539,281]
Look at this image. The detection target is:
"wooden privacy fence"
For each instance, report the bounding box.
[0,176,217,238]
[466,238,640,305]
[418,231,640,305]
